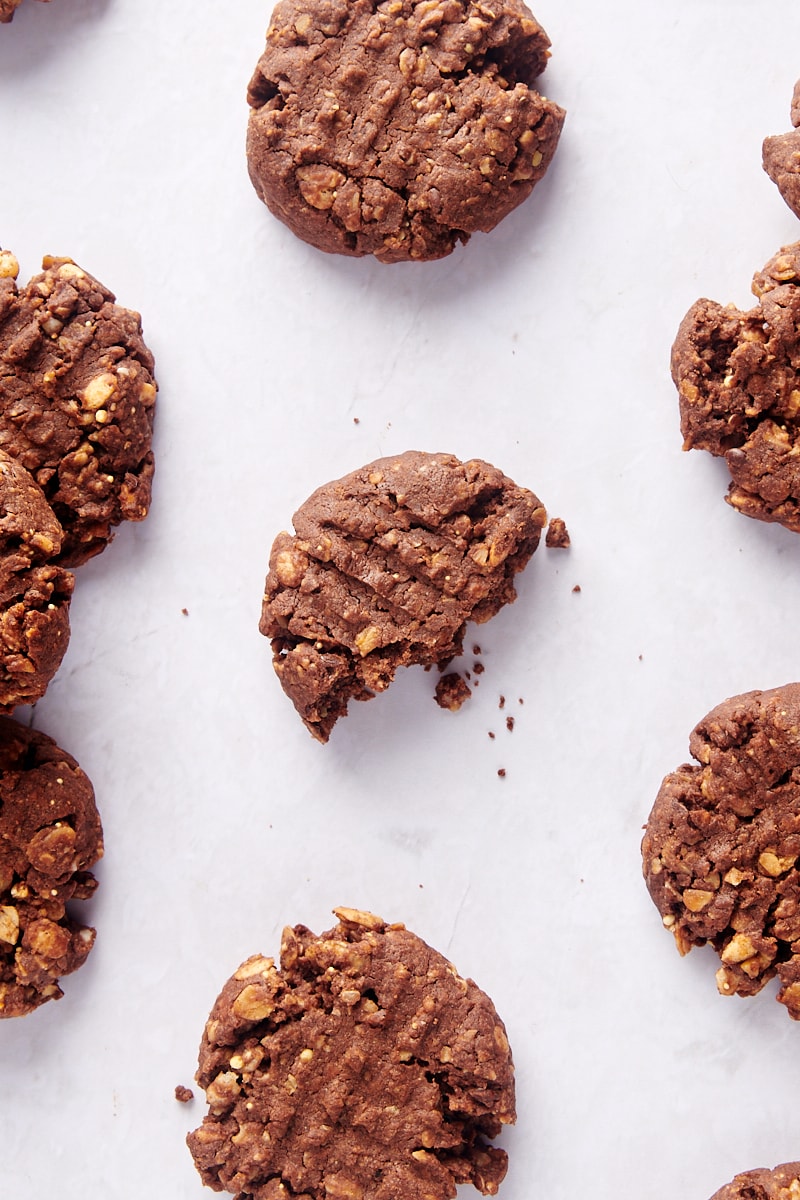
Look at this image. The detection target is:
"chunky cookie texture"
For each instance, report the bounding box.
[0,717,102,1017]
[260,451,546,741]
[709,1162,800,1200]
[246,0,565,262]
[0,250,157,564]
[0,449,73,709]
[642,684,800,1020]
[187,907,516,1200]
[672,243,800,531]
[763,80,800,220]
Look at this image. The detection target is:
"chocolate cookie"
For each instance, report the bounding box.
[0,0,48,21]
[642,683,800,1020]
[246,0,565,262]
[187,907,515,1200]
[260,451,546,741]
[763,81,800,220]
[0,250,157,564]
[709,1162,800,1200]
[0,716,102,1017]
[0,448,73,710]
[672,243,800,531]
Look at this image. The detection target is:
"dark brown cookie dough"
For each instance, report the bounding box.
[0,250,157,565]
[544,516,569,548]
[187,907,515,1200]
[642,683,800,1020]
[0,716,102,1017]
[709,1162,800,1200]
[0,0,48,21]
[260,451,546,741]
[763,80,800,219]
[0,448,73,710]
[672,243,800,531]
[246,0,565,262]
[434,670,471,710]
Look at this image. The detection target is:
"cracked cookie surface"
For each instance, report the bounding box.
[672,243,800,531]
[260,450,546,741]
[642,683,800,1020]
[187,907,515,1200]
[246,0,565,262]
[0,448,73,710]
[0,717,102,1017]
[0,250,157,564]
[709,1161,800,1200]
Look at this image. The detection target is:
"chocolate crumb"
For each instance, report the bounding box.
[499,695,506,710]
[572,584,581,593]
[175,1085,194,1103]
[506,717,515,732]
[488,731,496,739]
[181,608,189,616]
[545,517,570,548]
[497,768,506,778]
[473,662,485,675]
[518,698,524,706]
[353,417,360,425]
[473,645,481,655]
[434,673,472,712]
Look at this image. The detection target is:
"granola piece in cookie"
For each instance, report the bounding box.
[246,0,565,262]
[0,251,157,564]
[0,448,72,709]
[763,80,800,220]
[709,1162,800,1200]
[672,243,800,531]
[187,907,515,1200]
[260,451,546,741]
[642,683,800,1020]
[0,717,103,1017]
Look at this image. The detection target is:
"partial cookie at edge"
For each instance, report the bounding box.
[709,1161,800,1200]
[0,716,103,1017]
[0,250,157,565]
[642,683,800,1020]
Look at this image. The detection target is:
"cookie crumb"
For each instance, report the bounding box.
[488,731,496,739]
[473,661,485,675]
[472,644,481,655]
[434,673,472,712]
[181,607,189,616]
[545,517,570,548]
[497,768,506,778]
[506,716,515,732]
[175,1085,194,1104]
[353,417,360,425]
[499,695,506,710]
[572,584,581,593]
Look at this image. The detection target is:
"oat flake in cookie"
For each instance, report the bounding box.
[0,448,73,710]
[188,907,515,1200]
[642,683,800,1020]
[709,1162,800,1200]
[260,451,546,741]
[672,243,800,532]
[0,250,157,565]
[246,0,565,262]
[0,717,102,1017]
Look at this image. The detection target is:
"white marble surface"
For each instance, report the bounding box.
[2,1,800,1196]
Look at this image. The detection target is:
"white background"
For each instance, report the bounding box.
[2,1,800,1197]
